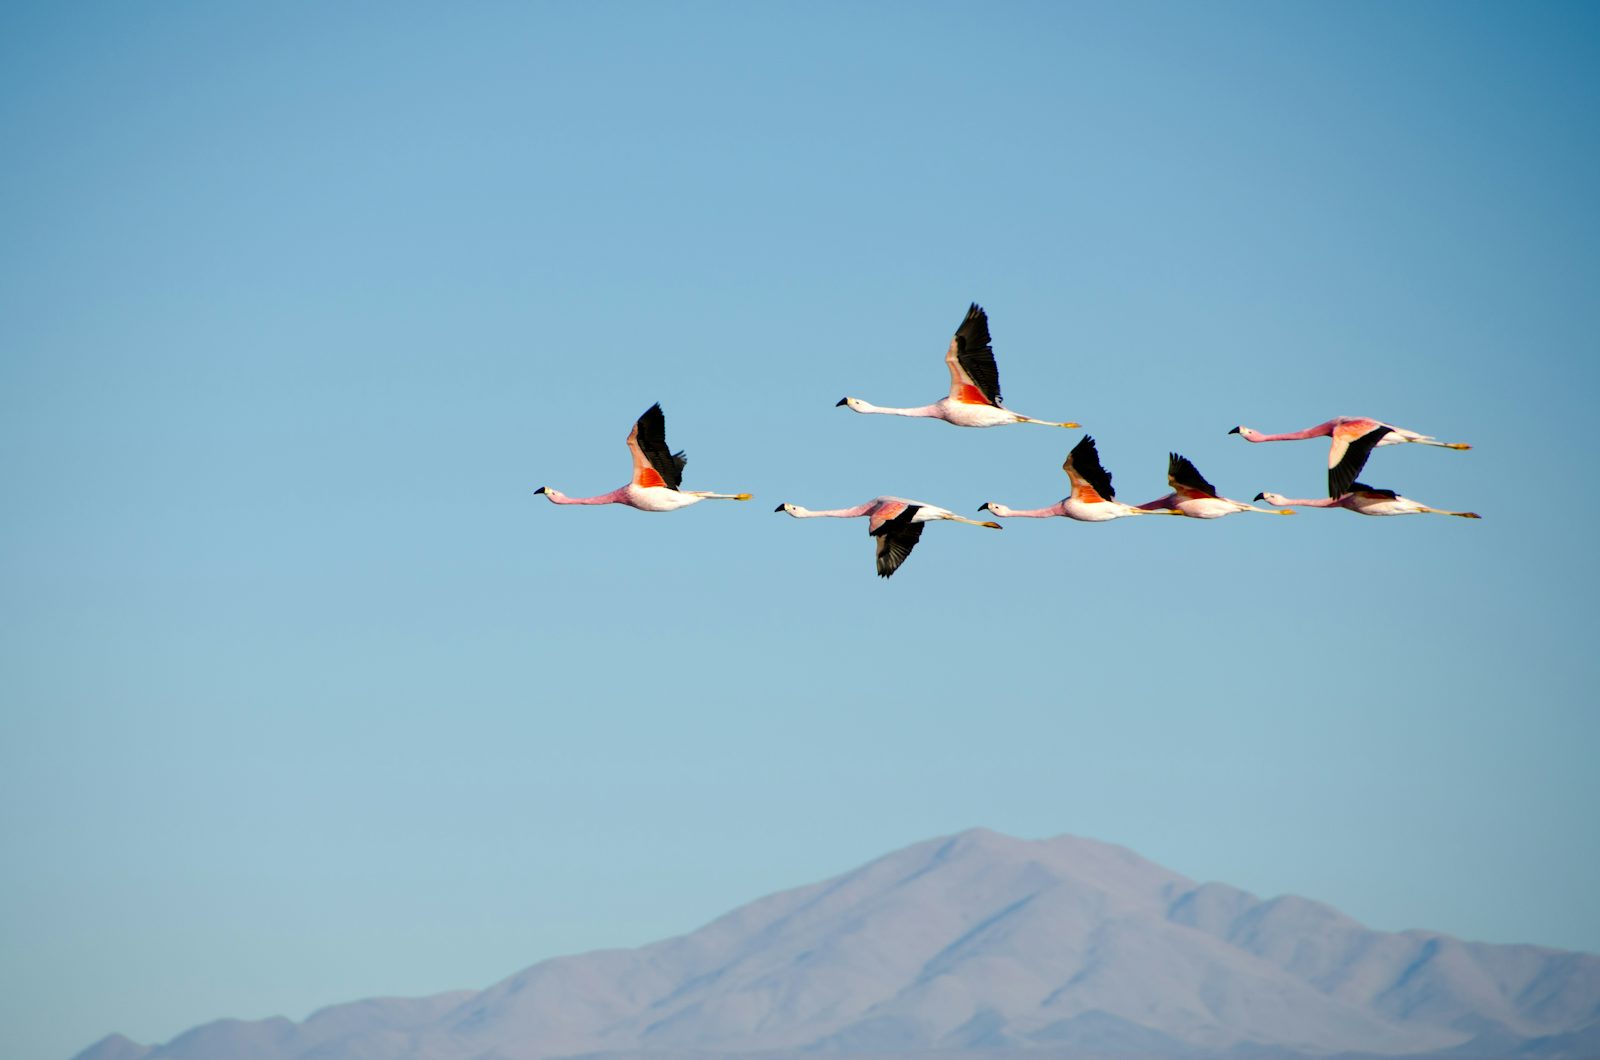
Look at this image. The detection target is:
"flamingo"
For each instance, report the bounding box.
[1254,486,1481,518]
[1136,453,1296,517]
[837,303,1080,428]
[773,497,1002,578]
[978,435,1181,522]
[1228,417,1470,497]
[534,403,752,511]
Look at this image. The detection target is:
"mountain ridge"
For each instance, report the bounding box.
[73,829,1600,1060]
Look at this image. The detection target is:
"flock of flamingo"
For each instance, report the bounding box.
[536,304,1478,577]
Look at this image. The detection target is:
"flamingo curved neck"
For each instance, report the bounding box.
[1277,496,1340,508]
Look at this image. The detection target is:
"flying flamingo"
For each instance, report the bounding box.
[1228,416,1470,497]
[773,497,1002,578]
[1254,486,1480,519]
[837,303,1080,428]
[978,435,1181,522]
[534,403,752,511]
[1136,453,1295,517]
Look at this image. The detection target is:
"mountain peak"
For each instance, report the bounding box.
[75,830,1600,1060]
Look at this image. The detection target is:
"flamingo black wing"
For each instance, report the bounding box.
[1067,434,1116,501]
[950,303,1002,407]
[1167,453,1218,498]
[1328,426,1392,498]
[870,504,924,578]
[633,403,687,490]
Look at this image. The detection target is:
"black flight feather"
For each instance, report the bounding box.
[1349,482,1399,499]
[634,402,687,491]
[1328,425,1392,498]
[953,303,1002,407]
[870,505,923,578]
[1069,434,1116,500]
[1167,453,1217,497]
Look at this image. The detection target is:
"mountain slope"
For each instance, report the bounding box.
[73,829,1600,1060]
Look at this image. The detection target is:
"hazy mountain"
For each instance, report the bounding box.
[73,829,1600,1060]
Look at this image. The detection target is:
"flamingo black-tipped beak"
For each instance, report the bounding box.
[835,397,849,407]
[534,486,547,494]
[773,504,786,512]
[977,503,991,512]
[1253,492,1265,501]
[1228,426,1241,435]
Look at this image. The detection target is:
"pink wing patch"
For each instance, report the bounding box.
[868,502,906,533]
[1333,418,1382,443]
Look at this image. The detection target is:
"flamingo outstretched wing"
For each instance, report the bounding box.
[1167,453,1218,500]
[627,403,687,490]
[869,503,925,578]
[944,303,1002,408]
[1063,435,1115,502]
[1328,425,1392,497]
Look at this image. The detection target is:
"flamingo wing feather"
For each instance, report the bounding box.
[944,303,1002,407]
[870,505,925,577]
[1167,453,1218,499]
[628,403,687,491]
[1064,434,1114,502]
[1328,425,1392,497]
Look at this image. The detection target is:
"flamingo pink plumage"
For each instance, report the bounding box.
[837,304,1080,428]
[978,435,1180,522]
[1254,486,1480,518]
[1136,453,1295,517]
[535,403,752,511]
[773,496,1002,577]
[1229,416,1470,497]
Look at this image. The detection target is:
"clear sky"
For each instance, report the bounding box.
[3,3,1597,1058]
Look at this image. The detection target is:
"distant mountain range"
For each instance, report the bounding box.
[73,829,1600,1060]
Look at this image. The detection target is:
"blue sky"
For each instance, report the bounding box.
[3,2,1598,1057]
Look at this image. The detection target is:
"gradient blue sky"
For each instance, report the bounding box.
[3,3,1598,1058]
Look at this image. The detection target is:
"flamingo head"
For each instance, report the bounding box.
[837,396,865,411]
[534,486,563,502]
[977,502,1007,517]
[1230,425,1261,441]
[774,502,798,514]
[1254,491,1289,505]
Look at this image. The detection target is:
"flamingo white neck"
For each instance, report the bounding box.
[844,399,943,418]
